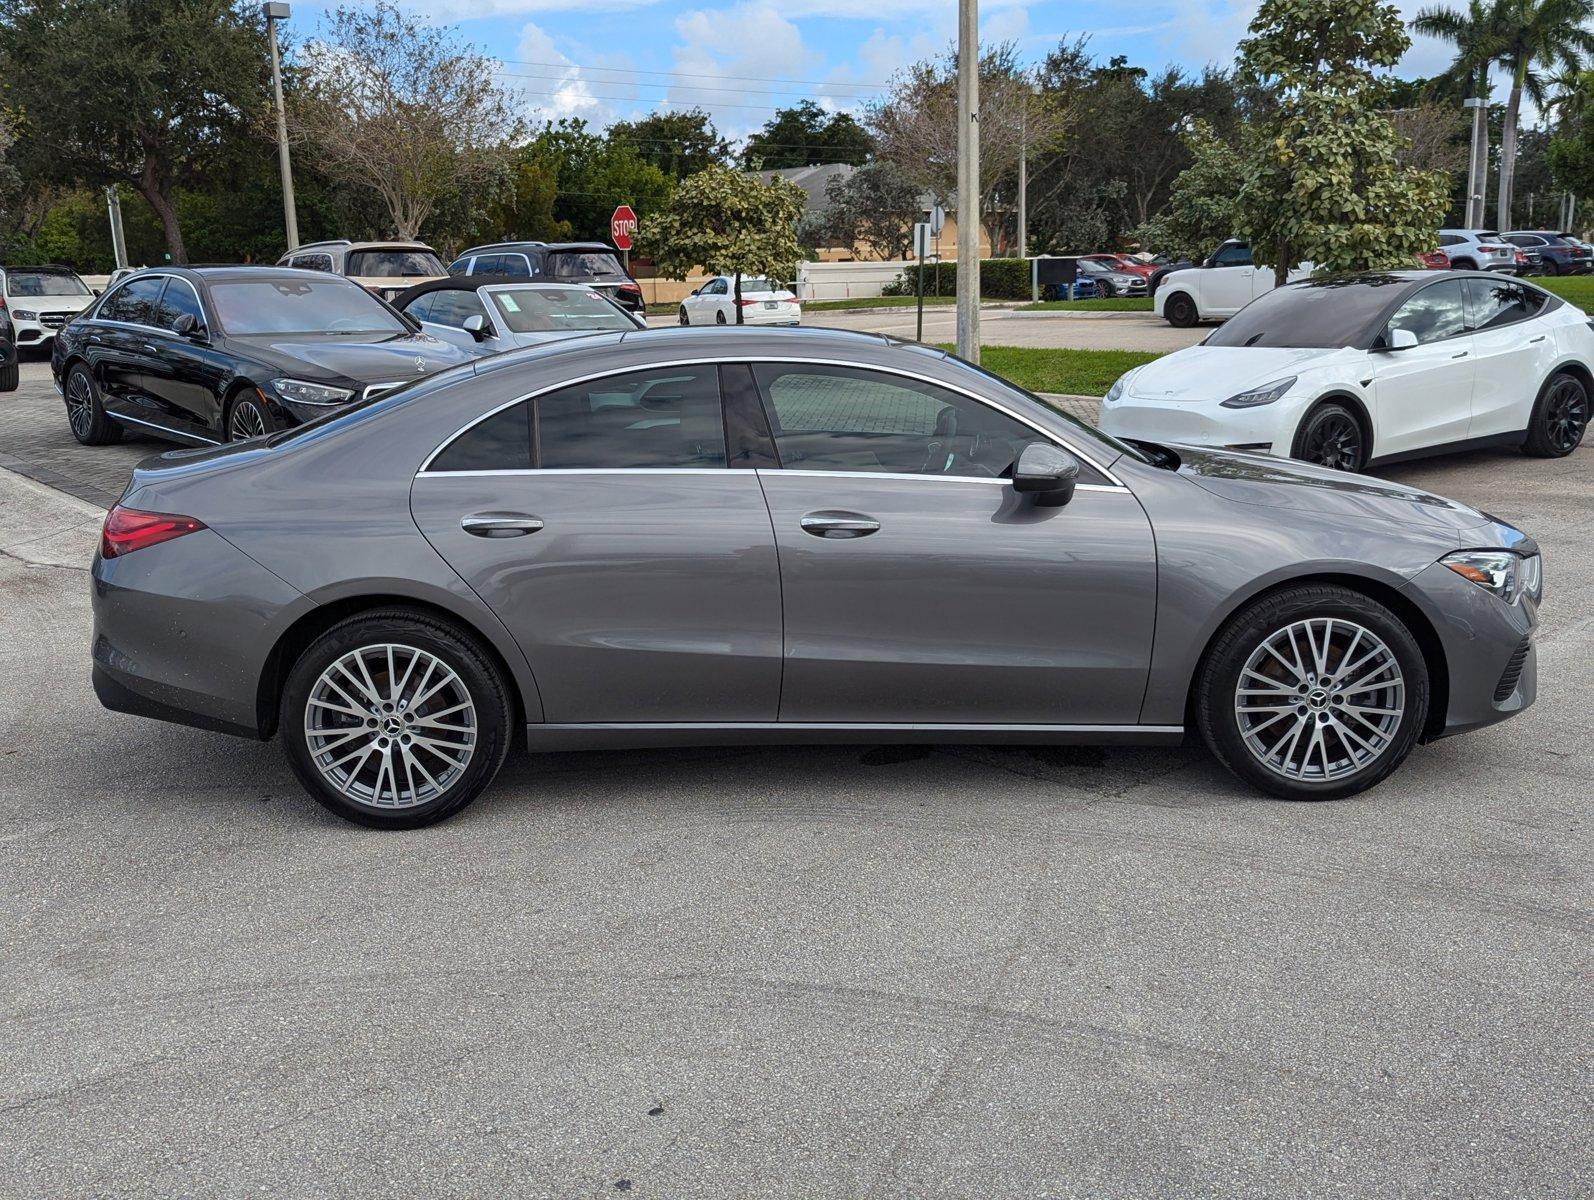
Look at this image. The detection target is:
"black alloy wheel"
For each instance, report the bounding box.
[678,306,690,326]
[64,364,122,445]
[1294,403,1366,472]
[1524,372,1589,458]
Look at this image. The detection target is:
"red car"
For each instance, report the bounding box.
[1080,253,1155,280]
[1417,249,1448,269]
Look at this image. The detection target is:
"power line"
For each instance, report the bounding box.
[495,56,894,92]
[510,81,869,115]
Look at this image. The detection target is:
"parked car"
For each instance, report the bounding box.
[1147,239,1251,298]
[276,240,449,300]
[0,264,97,354]
[1102,271,1588,472]
[89,326,1542,827]
[50,266,473,445]
[0,302,17,391]
[1502,231,1593,275]
[394,277,644,354]
[1080,253,1155,281]
[1554,230,1594,254]
[1154,251,1312,327]
[678,274,801,325]
[1436,230,1524,274]
[448,241,646,314]
[1074,257,1148,298]
[1417,249,1450,270]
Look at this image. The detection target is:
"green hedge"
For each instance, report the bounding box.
[880,258,1033,300]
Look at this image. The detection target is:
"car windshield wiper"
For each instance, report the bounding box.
[1129,439,1180,470]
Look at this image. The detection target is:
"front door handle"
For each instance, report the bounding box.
[800,510,880,538]
[1451,350,1469,359]
[461,512,543,538]
[1529,334,1547,343]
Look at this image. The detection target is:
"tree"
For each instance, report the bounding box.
[0,0,269,263]
[1548,70,1594,210]
[741,101,874,169]
[1236,0,1452,283]
[528,119,674,243]
[1136,122,1245,259]
[637,164,804,323]
[291,1,521,239]
[609,109,730,181]
[1414,0,1509,221]
[815,161,922,259]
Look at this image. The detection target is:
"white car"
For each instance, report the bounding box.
[0,264,96,352]
[679,275,800,326]
[395,278,644,355]
[1101,271,1590,472]
[1154,257,1312,327]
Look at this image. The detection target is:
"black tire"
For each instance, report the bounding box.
[1292,401,1367,472]
[1450,257,1476,271]
[225,390,275,442]
[0,361,17,392]
[678,306,690,326]
[1539,258,1561,276]
[279,609,514,829]
[714,310,727,325]
[1164,291,1197,327]
[1097,279,1116,298]
[63,363,122,445]
[1196,584,1429,801]
[1522,370,1588,457]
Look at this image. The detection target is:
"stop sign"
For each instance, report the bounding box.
[610,205,638,251]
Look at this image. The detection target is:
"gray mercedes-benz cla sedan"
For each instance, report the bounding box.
[90,327,1541,827]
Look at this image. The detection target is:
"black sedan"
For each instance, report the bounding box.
[1,302,16,391]
[50,266,473,445]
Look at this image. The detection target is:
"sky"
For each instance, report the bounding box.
[282,1,1475,143]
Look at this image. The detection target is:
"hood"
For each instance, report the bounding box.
[230,331,473,383]
[1174,445,1492,534]
[349,274,446,291]
[10,295,93,315]
[1126,346,1350,402]
[502,329,625,350]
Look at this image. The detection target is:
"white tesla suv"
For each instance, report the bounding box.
[1101,271,1591,471]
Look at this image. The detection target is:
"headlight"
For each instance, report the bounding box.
[273,378,354,407]
[1441,550,1542,603]
[1220,377,1296,409]
[1104,369,1139,405]
[13,309,38,321]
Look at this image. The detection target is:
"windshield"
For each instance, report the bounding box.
[489,287,634,333]
[345,249,445,277]
[934,351,1149,465]
[1205,276,1411,349]
[209,278,407,335]
[549,251,626,279]
[5,270,90,297]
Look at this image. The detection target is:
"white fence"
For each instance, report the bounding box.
[794,260,916,301]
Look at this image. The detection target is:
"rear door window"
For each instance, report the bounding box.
[536,366,726,469]
[99,275,166,326]
[1388,279,1468,345]
[291,253,334,272]
[429,402,532,472]
[1466,278,1547,331]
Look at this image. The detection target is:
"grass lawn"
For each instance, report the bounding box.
[935,344,1162,396]
[804,294,959,311]
[1537,274,1594,309]
[1014,297,1154,313]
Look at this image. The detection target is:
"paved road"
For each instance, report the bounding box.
[1,408,1589,1192]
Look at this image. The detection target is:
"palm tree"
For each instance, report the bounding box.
[1414,0,1509,225]
[1491,0,1594,228]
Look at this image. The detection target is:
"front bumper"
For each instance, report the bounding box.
[1401,560,1539,738]
[1099,394,1296,455]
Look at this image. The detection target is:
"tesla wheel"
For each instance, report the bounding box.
[1293,402,1366,472]
[1523,370,1588,457]
[0,361,17,392]
[1164,292,1197,327]
[1197,584,1429,801]
[280,609,514,829]
[715,310,727,325]
[64,363,122,445]
[226,391,275,442]
[678,306,690,326]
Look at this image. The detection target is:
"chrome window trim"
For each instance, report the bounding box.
[415,465,1127,494]
[90,272,212,336]
[415,356,1128,486]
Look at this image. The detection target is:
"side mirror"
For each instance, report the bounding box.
[173,313,205,339]
[463,313,488,340]
[92,288,102,296]
[1385,327,1419,351]
[1013,442,1081,507]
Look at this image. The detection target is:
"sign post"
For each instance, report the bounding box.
[609,204,638,272]
[913,222,932,343]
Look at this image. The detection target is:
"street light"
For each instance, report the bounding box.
[264,2,299,251]
[1464,97,1487,230]
[955,0,980,363]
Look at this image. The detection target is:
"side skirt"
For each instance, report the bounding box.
[1367,431,1523,468]
[523,722,1187,752]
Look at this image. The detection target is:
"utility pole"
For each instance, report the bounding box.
[1463,97,1487,228]
[264,2,299,251]
[1016,95,1027,260]
[104,186,128,271]
[955,0,980,363]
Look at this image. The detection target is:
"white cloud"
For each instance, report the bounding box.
[509,22,630,126]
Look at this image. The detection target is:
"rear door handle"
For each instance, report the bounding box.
[800,510,880,538]
[461,512,543,537]
[1529,335,1547,343]
[1451,350,1469,359]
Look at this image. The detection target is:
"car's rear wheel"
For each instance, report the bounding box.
[1197,585,1429,801]
[1523,370,1588,457]
[714,310,727,325]
[1164,292,1197,327]
[1292,402,1366,472]
[64,363,122,445]
[678,306,690,326]
[280,610,513,828]
[1450,257,1476,271]
[1540,258,1561,276]
[226,390,275,442]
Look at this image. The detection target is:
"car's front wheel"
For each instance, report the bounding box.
[1164,292,1197,327]
[1197,585,1429,801]
[1523,370,1588,457]
[226,390,276,442]
[678,306,690,326]
[280,609,514,828]
[1292,402,1366,472]
[64,363,122,445]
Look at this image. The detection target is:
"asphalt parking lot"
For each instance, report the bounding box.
[1,346,1589,1196]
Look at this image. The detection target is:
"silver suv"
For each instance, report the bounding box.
[1436,230,1528,274]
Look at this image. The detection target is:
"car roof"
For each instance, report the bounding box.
[163,265,374,285]
[292,239,436,251]
[1,263,80,273]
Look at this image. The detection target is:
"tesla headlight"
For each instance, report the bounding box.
[1441,550,1541,603]
[13,309,38,321]
[273,378,354,407]
[1220,376,1296,409]
[1104,368,1140,405]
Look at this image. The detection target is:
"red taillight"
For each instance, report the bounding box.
[736,298,758,306]
[618,283,641,295]
[100,505,206,559]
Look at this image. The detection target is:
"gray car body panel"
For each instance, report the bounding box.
[93,327,1538,751]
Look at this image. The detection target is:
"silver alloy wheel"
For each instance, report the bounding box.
[304,643,477,810]
[1233,617,1405,783]
[230,399,267,440]
[66,371,93,438]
